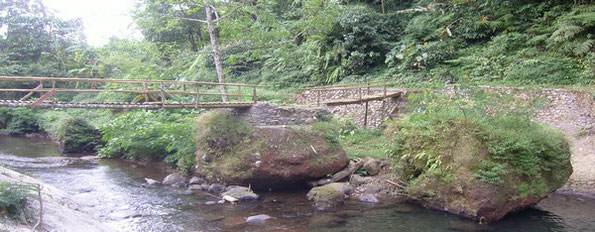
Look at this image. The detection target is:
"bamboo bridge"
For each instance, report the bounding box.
[0,76,403,110]
[0,76,261,109]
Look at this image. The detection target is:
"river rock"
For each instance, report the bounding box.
[221,186,259,201]
[349,174,369,187]
[204,201,218,205]
[194,111,349,190]
[363,158,383,176]
[331,159,365,182]
[246,214,272,223]
[162,173,187,187]
[307,183,351,210]
[144,178,160,186]
[187,184,202,192]
[189,176,205,185]
[309,214,347,228]
[208,183,226,193]
[200,184,210,191]
[358,193,380,204]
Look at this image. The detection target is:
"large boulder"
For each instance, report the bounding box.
[195,111,349,190]
[386,116,573,223]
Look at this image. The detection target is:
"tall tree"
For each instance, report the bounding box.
[204,1,228,102]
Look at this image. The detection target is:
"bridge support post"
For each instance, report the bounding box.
[252,86,257,104]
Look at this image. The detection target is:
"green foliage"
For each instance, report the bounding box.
[385,89,572,196]
[0,108,40,135]
[195,111,251,157]
[312,117,386,158]
[0,182,37,218]
[473,160,507,185]
[99,110,198,173]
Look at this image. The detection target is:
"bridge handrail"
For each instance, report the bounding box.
[302,80,387,91]
[0,76,267,88]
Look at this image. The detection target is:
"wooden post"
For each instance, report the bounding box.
[383,80,387,98]
[364,101,369,129]
[195,84,200,108]
[359,87,362,101]
[144,83,149,103]
[159,83,166,109]
[252,86,257,104]
[366,82,370,95]
[316,90,320,106]
[238,86,242,101]
[51,81,56,89]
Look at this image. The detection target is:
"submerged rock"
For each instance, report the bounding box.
[194,111,349,190]
[307,183,351,210]
[162,173,187,187]
[221,186,259,202]
[246,214,272,223]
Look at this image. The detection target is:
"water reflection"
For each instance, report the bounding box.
[1,135,594,232]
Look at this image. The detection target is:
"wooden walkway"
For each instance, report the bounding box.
[0,76,262,109]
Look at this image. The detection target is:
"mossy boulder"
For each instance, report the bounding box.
[386,116,572,223]
[307,183,351,210]
[194,111,349,190]
[56,117,101,153]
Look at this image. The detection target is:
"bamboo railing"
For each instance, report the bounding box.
[0,76,266,109]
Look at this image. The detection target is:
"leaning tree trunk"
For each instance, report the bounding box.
[205,2,229,102]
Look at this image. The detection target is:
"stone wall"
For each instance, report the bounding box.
[231,102,329,127]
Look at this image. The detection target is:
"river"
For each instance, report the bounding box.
[0,135,593,232]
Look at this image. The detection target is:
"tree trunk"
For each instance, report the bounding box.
[205,2,228,102]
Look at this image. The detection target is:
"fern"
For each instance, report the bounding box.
[549,24,583,43]
[573,39,594,56]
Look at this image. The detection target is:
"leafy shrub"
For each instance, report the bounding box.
[0,108,41,135]
[0,182,37,218]
[99,110,198,173]
[386,39,458,71]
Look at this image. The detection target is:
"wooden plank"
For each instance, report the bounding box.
[30,89,56,107]
[19,84,43,101]
[321,92,402,105]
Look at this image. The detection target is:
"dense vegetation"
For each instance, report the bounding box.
[0,0,592,174]
[385,90,571,196]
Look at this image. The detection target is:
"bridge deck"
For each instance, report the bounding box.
[0,100,253,109]
[321,91,403,105]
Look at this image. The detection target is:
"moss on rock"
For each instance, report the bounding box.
[386,114,572,222]
[195,111,349,189]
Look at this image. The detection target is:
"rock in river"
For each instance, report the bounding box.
[162,173,187,187]
[307,183,351,210]
[221,186,259,202]
[246,214,272,223]
[194,111,349,190]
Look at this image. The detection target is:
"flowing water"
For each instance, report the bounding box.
[0,135,594,232]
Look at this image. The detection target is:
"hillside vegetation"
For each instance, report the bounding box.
[0,0,592,174]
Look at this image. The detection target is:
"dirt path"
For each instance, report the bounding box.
[535,89,595,197]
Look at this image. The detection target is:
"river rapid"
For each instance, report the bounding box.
[0,135,594,232]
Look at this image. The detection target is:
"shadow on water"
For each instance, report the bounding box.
[1,135,595,231]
